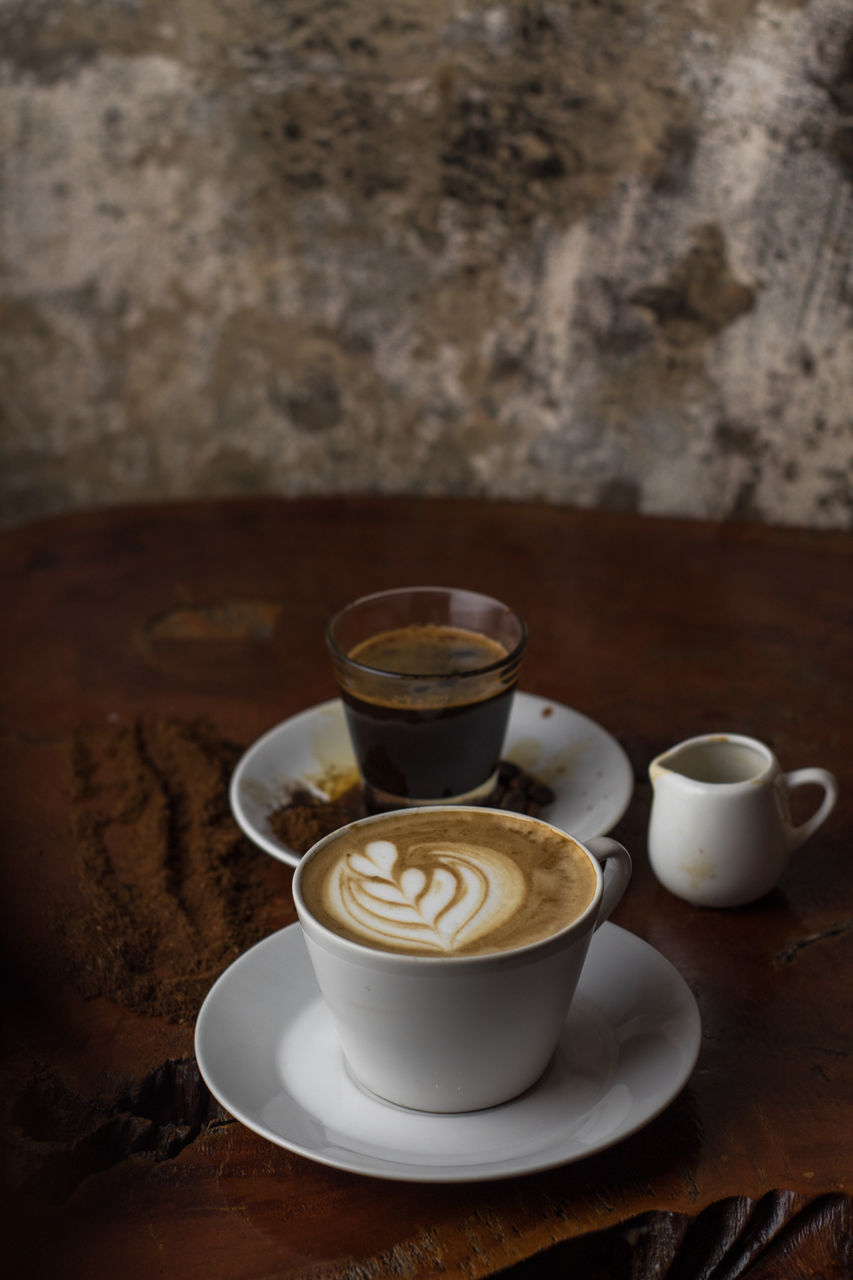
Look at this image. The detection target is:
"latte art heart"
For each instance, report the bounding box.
[326,838,527,954]
[300,809,601,958]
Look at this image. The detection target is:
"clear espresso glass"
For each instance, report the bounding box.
[327,587,527,808]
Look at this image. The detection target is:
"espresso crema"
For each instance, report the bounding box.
[343,623,512,711]
[299,809,598,957]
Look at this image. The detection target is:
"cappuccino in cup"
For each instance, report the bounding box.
[293,807,632,1112]
[299,807,598,958]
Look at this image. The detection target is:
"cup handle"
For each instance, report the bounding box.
[783,768,838,850]
[586,837,632,930]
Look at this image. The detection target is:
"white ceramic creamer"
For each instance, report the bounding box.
[648,734,837,908]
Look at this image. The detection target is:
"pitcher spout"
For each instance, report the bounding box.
[649,734,772,788]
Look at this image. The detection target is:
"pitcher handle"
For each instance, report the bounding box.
[783,768,838,850]
[586,837,632,929]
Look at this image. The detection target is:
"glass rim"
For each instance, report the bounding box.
[325,586,528,682]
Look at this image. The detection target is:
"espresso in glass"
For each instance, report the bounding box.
[299,807,598,958]
[327,588,526,808]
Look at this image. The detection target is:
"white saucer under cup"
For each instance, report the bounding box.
[194,922,701,1183]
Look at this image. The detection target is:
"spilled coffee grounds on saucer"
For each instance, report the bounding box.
[59,716,291,1025]
[268,761,556,856]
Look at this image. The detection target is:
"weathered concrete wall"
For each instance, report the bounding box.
[1,0,851,529]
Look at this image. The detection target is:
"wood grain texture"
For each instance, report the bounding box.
[1,496,850,1279]
[492,1192,853,1279]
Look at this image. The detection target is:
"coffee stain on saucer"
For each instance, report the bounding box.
[505,735,592,786]
[303,703,361,798]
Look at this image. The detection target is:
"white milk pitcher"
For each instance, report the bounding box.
[648,733,837,908]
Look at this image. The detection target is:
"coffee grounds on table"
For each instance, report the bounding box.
[268,761,556,856]
[58,724,555,1023]
[59,716,291,1025]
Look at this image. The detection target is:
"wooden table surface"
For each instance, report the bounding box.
[1,496,850,1279]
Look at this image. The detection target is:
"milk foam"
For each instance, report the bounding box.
[301,809,599,957]
[324,837,526,954]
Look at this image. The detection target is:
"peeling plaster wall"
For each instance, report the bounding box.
[1,0,851,529]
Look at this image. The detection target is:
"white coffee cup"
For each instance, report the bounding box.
[292,806,632,1113]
